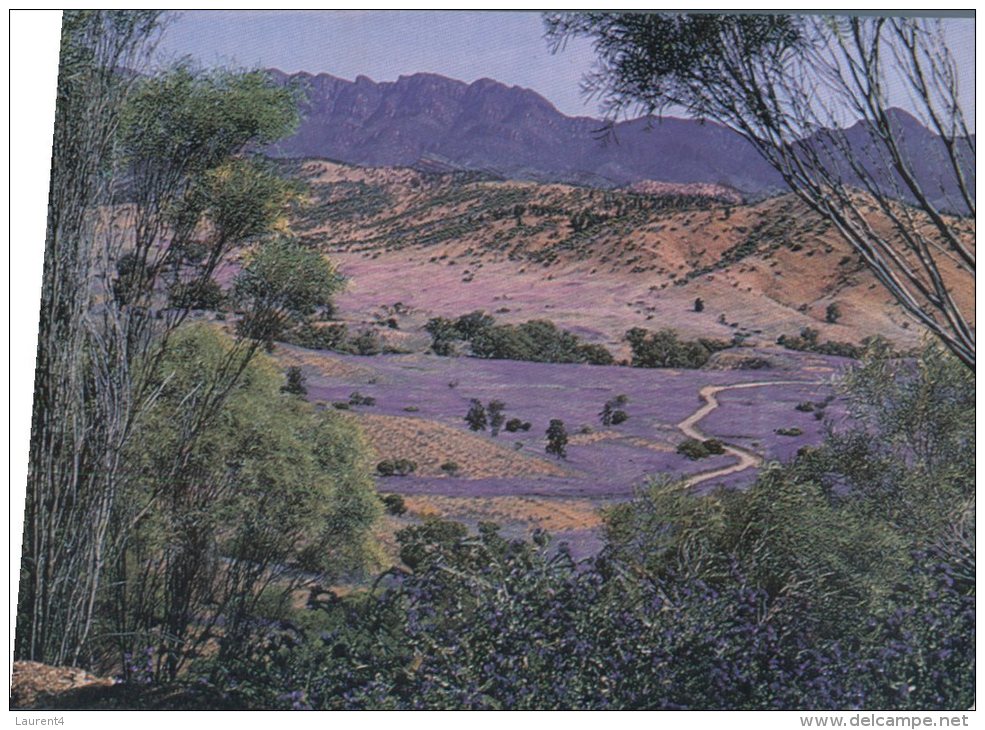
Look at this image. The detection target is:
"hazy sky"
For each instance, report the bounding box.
[158,11,975,121]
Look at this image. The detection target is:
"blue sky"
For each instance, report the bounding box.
[157,11,601,118]
[157,11,975,121]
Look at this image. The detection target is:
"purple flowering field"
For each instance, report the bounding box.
[285,344,854,556]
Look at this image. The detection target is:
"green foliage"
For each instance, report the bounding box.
[504,418,531,433]
[279,322,348,351]
[472,319,613,364]
[348,392,376,407]
[778,328,863,358]
[693,297,704,312]
[233,236,344,343]
[791,341,974,539]
[114,324,381,674]
[347,329,384,356]
[381,494,407,516]
[281,366,307,396]
[626,327,717,368]
[775,427,803,436]
[396,519,470,571]
[546,419,568,459]
[120,64,299,176]
[605,472,908,640]
[487,400,506,436]
[465,399,487,431]
[676,438,724,460]
[440,461,461,476]
[825,302,842,323]
[377,459,417,477]
[167,277,224,310]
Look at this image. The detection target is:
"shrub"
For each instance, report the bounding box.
[348,392,376,407]
[280,366,307,396]
[694,297,705,312]
[702,438,725,454]
[280,322,348,351]
[440,461,460,476]
[795,401,815,412]
[487,400,506,436]
[465,399,487,431]
[826,302,841,323]
[504,418,531,433]
[454,310,495,340]
[677,438,706,459]
[775,427,803,437]
[610,410,629,425]
[331,402,350,410]
[377,459,417,477]
[627,328,716,369]
[348,329,383,356]
[393,459,417,476]
[381,493,407,516]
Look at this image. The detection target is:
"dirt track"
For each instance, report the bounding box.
[677,381,808,488]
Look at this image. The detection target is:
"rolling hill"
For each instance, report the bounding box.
[280,159,975,354]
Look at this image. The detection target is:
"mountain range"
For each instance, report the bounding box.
[265,70,973,210]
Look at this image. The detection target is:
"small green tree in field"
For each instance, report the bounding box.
[546,419,568,459]
[281,366,307,396]
[465,399,487,432]
[487,400,506,436]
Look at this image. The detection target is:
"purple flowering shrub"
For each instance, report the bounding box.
[187,515,972,710]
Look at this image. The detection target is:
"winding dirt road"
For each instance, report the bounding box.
[677,381,810,489]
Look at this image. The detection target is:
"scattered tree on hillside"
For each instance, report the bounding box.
[281,366,307,396]
[465,399,488,432]
[487,400,506,436]
[546,419,569,459]
[545,12,975,369]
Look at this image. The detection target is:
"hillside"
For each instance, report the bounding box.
[283,159,975,353]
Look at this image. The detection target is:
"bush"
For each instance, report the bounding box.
[280,322,348,351]
[775,427,803,437]
[795,401,815,412]
[280,366,307,396]
[440,461,460,476]
[381,493,407,516]
[610,410,629,425]
[348,392,376,407]
[465,399,487,431]
[487,400,506,436]
[694,297,704,312]
[377,459,417,477]
[676,438,707,459]
[348,329,383,356]
[627,328,716,369]
[505,418,531,433]
[826,302,841,323]
[702,438,725,454]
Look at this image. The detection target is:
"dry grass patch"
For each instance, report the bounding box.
[357,413,568,479]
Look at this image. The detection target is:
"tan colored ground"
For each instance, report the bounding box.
[10,661,115,708]
[403,495,604,532]
[356,412,570,479]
